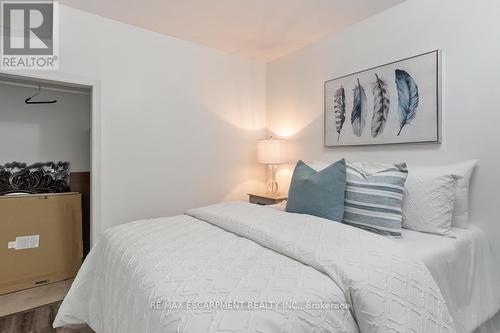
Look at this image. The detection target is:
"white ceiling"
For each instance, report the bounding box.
[60,0,405,63]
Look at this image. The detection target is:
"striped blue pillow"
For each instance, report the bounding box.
[343,162,408,236]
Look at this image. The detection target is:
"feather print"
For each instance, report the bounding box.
[351,78,367,137]
[333,86,346,141]
[371,74,390,137]
[395,69,419,136]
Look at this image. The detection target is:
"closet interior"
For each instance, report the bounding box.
[0,73,92,294]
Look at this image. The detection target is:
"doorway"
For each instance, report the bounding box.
[0,72,98,257]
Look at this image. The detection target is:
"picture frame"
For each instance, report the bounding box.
[324,50,442,147]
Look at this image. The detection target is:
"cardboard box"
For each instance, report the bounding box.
[0,192,82,295]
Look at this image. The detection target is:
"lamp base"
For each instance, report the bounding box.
[266,180,279,194]
[266,164,279,194]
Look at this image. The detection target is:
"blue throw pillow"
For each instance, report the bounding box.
[286,159,346,222]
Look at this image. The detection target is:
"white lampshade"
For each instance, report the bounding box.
[257,139,287,164]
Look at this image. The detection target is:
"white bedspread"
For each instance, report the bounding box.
[54,202,456,333]
[395,227,500,333]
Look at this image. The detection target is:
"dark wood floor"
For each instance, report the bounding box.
[0,302,94,333]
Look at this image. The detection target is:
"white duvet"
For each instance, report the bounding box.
[54,202,456,333]
[397,226,500,333]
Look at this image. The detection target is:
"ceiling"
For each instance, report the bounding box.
[60,0,405,63]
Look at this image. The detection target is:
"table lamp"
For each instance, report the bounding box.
[257,137,287,194]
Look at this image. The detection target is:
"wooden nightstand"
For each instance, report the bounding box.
[248,192,287,206]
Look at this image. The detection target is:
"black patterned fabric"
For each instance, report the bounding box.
[0,161,70,195]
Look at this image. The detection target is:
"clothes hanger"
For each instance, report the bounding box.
[25,85,57,104]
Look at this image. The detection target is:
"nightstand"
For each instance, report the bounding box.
[248,192,287,206]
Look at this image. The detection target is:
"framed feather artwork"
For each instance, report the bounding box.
[324,50,441,147]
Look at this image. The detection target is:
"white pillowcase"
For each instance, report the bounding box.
[444,160,478,228]
[401,167,460,237]
[403,160,477,229]
[309,160,332,171]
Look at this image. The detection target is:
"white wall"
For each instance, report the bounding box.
[266,0,500,262]
[0,83,90,171]
[17,5,266,236]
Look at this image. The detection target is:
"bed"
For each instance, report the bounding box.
[275,201,500,333]
[397,226,500,333]
[53,202,500,333]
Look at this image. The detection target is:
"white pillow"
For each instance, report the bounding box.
[402,160,477,229]
[310,160,332,171]
[445,160,478,228]
[400,167,459,237]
